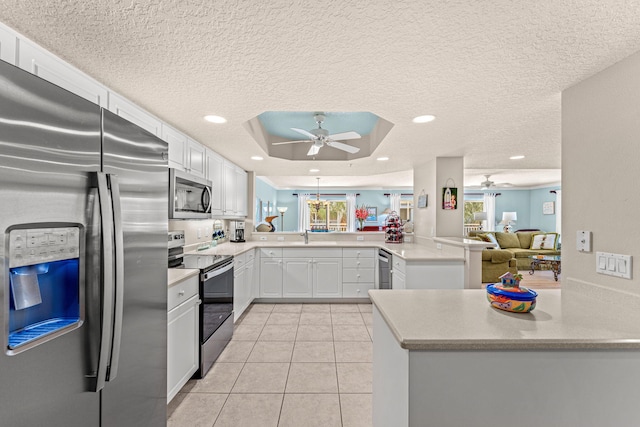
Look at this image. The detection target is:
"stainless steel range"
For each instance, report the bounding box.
[183,254,234,378]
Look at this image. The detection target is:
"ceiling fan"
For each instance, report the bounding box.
[271,113,361,156]
[474,174,513,190]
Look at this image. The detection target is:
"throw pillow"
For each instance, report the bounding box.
[495,232,520,249]
[476,233,492,243]
[530,234,546,250]
[541,233,559,249]
[530,233,559,250]
[485,233,501,249]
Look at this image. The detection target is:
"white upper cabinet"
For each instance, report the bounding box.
[108,92,162,136]
[0,23,17,65]
[223,160,237,216]
[205,148,224,216]
[17,39,108,108]
[163,124,188,170]
[235,166,248,217]
[186,138,206,178]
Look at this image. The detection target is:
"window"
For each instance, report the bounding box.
[309,199,347,231]
[399,198,413,222]
[464,200,484,235]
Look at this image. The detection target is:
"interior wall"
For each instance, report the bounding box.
[413,159,437,240]
[529,186,560,232]
[563,49,640,295]
[435,157,464,237]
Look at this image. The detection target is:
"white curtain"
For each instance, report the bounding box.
[346,193,357,232]
[297,193,311,232]
[389,193,401,214]
[555,190,562,240]
[483,193,498,231]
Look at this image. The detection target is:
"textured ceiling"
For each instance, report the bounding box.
[1,1,640,188]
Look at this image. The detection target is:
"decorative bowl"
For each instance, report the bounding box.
[486,283,537,313]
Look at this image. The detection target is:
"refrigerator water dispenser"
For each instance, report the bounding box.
[7,226,82,353]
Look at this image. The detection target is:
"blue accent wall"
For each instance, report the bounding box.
[468,186,560,232]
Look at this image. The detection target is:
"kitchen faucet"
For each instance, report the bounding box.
[301,229,309,244]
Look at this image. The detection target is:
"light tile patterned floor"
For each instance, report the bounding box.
[168,303,373,427]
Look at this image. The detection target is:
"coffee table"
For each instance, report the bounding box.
[528,255,561,281]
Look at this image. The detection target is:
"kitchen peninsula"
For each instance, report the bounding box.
[369,288,640,427]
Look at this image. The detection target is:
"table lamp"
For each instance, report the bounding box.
[500,212,517,233]
[473,211,487,231]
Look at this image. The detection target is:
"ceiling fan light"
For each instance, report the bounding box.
[412,115,436,123]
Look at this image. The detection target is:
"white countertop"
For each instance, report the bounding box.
[183,240,464,262]
[167,268,199,287]
[369,289,640,350]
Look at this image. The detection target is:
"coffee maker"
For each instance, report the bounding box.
[230,220,245,243]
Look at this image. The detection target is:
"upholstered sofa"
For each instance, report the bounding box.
[469,231,561,282]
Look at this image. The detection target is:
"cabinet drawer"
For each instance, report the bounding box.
[282,248,342,258]
[260,248,283,258]
[168,275,199,311]
[343,268,374,283]
[392,256,406,274]
[234,252,246,269]
[343,248,375,258]
[342,258,375,269]
[342,283,374,298]
[245,249,256,262]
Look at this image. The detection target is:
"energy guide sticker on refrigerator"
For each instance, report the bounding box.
[0,59,169,427]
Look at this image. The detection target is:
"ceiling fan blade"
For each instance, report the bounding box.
[307,145,321,156]
[325,140,360,154]
[327,131,361,141]
[291,127,317,140]
[272,140,310,145]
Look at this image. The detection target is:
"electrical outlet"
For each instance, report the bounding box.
[577,230,592,252]
[436,243,442,250]
[277,236,284,241]
[260,236,267,241]
[197,228,202,239]
[356,236,364,241]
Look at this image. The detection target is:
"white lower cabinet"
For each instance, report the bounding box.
[260,248,283,297]
[343,248,375,298]
[234,251,256,322]
[313,258,343,297]
[283,258,313,297]
[167,275,200,403]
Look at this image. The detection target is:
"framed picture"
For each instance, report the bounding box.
[442,187,458,210]
[366,207,377,222]
[543,201,555,215]
[418,193,428,208]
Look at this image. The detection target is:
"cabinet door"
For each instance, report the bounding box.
[233,267,247,322]
[247,259,258,301]
[235,167,248,217]
[392,270,406,290]
[223,160,237,215]
[186,138,205,178]
[260,258,283,297]
[108,92,162,136]
[162,124,188,170]
[283,258,313,297]
[0,24,17,65]
[313,258,343,297]
[205,149,224,216]
[167,295,199,402]
[18,40,108,107]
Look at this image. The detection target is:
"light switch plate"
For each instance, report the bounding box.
[596,251,632,279]
[576,230,592,252]
[356,236,364,241]
[259,236,267,241]
[277,236,284,241]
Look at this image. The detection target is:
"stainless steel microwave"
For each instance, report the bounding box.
[169,168,212,219]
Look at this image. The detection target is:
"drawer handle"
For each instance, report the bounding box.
[179,289,185,296]
[357,261,360,265]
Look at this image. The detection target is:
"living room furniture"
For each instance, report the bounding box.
[469,231,561,282]
[529,255,561,281]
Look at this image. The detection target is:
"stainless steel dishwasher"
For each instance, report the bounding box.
[378,248,392,289]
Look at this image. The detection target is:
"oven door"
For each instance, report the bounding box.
[200,259,234,343]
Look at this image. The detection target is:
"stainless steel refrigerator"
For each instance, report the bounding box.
[0,60,168,426]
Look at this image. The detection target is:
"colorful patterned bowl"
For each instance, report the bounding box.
[486,283,538,313]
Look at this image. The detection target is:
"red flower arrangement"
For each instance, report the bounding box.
[355,205,368,230]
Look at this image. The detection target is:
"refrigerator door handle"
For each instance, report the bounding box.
[106,174,124,382]
[94,172,115,392]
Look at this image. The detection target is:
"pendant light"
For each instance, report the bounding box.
[308,177,328,211]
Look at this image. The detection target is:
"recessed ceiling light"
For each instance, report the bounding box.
[251,156,263,161]
[204,115,227,124]
[510,155,525,160]
[377,156,389,161]
[309,168,320,173]
[412,115,436,123]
